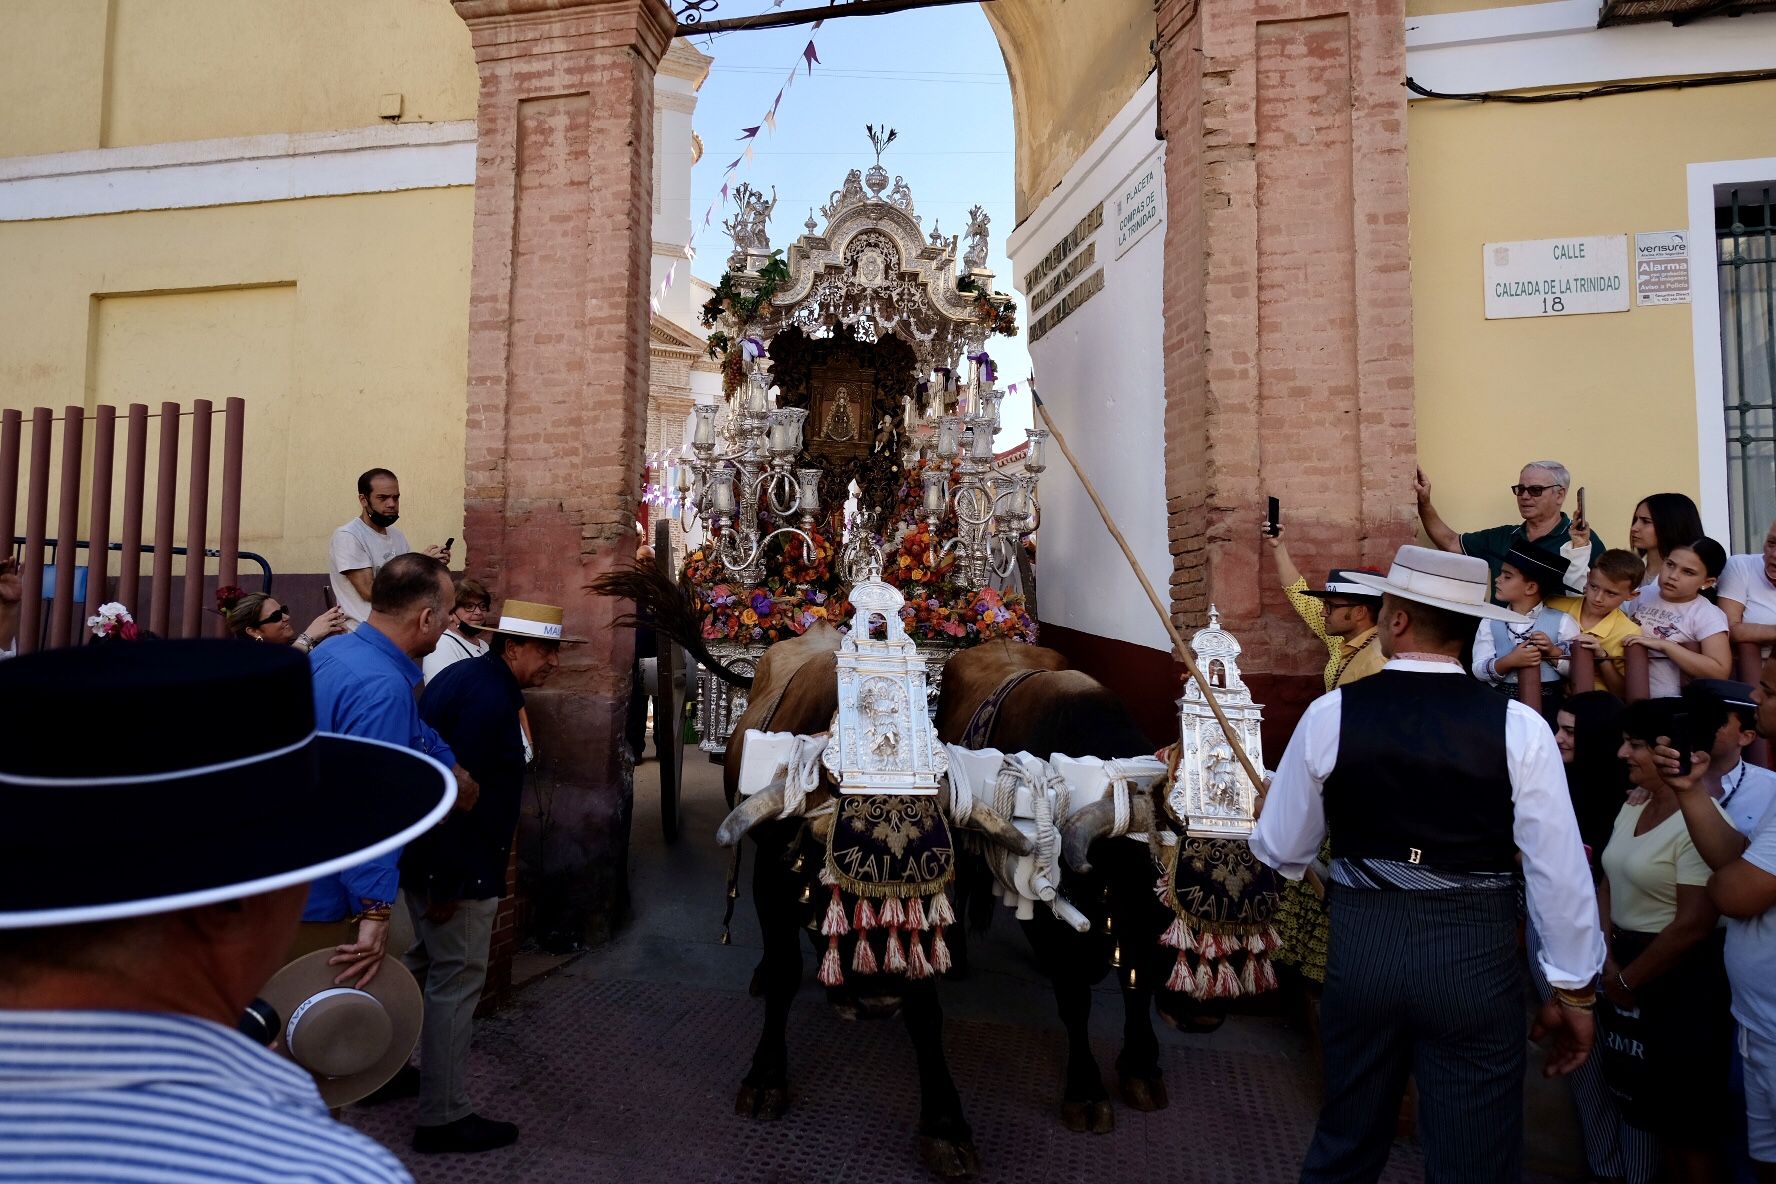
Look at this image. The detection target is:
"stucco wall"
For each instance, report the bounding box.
[1408,78,1776,553]
[0,0,476,157]
[1006,75,1170,655]
[983,0,1155,225]
[0,189,475,575]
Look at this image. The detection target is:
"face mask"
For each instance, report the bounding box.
[457,621,483,639]
[367,509,400,529]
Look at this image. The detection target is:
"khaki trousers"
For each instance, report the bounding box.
[402,892,499,1127]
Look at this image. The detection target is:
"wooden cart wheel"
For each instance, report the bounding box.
[653,518,686,844]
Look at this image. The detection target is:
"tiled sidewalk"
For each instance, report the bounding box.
[343,753,1578,1183]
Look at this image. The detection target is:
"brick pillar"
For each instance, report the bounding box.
[454,0,673,947]
[1157,0,1417,740]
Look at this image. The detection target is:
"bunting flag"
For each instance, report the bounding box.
[648,20,826,320]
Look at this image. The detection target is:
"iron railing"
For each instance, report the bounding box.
[1720,187,1776,554]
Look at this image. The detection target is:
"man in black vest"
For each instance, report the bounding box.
[1251,545,1604,1183]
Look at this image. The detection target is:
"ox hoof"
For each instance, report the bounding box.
[1118,1074,1169,1112]
[735,1083,790,1120]
[1060,1099,1115,1134]
[917,1135,979,1179]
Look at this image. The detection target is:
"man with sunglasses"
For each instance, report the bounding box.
[1415,459,1606,598]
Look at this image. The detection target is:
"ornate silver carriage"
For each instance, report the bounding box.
[677,138,1042,757]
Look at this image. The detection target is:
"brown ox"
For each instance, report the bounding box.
[714,624,1024,1180]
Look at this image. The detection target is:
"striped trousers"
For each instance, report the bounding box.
[1302,886,1523,1184]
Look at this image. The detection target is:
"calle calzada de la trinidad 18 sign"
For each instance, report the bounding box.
[1483,234,1630,320]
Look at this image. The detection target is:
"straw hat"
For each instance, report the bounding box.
[261,950,423,1107]
[1344,545,1530,624]
[481,599,585,644]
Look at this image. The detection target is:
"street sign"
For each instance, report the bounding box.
[1483,235,1630,320]
[1635,230,1692,306]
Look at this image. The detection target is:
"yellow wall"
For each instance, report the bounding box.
[1409,80,1776,551]
[0,189,474,575]
[0,0,476,158]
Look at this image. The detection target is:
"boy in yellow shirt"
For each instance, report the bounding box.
[1549,548,1645,696]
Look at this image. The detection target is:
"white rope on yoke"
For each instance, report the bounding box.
[780,733,828,820]
[1104,759,1133,838]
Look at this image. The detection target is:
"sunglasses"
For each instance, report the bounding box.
[257,606,290,627]
[1511,483,1563,497]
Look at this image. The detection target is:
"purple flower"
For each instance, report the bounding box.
[751,591,774,615]
[796,611,816,630]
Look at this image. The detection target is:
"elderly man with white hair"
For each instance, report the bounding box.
[1415,459,1607,597]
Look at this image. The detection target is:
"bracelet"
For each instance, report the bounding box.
[1552,987,1596,1011]
[1615,970,1633,995]
[295,633,314,652]
[353,900,395,923]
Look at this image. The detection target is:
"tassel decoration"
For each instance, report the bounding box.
[853,898,877,931]
[819,937,844,987]
[1166,949,1192,994]
[1192,961,1213,1000]
[1213,961,1240,999]
[818,865,835,887]
[926,893,955,929]
[821,886,849,937]
[1196,931,1219,960]
[905,897,925,933]
[930,929,953,975]
[878,896,906,929]
[1240,956,1258,995]
[883,928,908,974]
[852,933,879,975]
[1160,917,1188,951]
[1257,957,1279,993]
[907,937,934,980]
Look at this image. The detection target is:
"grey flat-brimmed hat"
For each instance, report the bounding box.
[1344,545,1531,624]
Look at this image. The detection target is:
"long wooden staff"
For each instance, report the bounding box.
[1030,385,1267,797]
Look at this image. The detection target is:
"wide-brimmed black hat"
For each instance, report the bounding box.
[0,640,454,928]
[1503,541,1569,595]
[1299,568,1385,603]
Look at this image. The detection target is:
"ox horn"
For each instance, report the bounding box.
[716,781,788,847]
[937,780,1035,856]
[1061,796,1154,873]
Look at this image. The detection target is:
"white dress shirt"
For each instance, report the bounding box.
[1250,657,1606,990]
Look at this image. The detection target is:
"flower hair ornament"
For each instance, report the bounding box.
[215,585,247,615]
[87,601,140,642]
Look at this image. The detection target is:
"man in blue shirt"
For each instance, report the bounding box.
[299,552,475,990]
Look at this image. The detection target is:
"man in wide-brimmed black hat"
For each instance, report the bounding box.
[0,641,456,1181]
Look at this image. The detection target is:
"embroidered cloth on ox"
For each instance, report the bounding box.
[826,795,954,896]
[1157,836,1283,1000]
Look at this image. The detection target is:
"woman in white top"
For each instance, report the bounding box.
[1597,698,1733,1182]
[1624,538,1732,700]
[1720,517,1776,653]
[422,577,492,683]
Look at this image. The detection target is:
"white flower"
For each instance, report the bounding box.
[86,601,134,637]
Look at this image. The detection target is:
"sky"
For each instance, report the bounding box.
[679,2,1035,446]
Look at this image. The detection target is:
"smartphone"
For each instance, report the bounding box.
[443,537,455,552]
[1264,496,1281,539]
[1575,487,1587,531]
[1669,710,1696,776]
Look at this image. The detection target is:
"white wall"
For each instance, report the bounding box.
[1006,73,1169,654]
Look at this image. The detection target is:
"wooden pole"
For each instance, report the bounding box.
[1030,387,1267,797]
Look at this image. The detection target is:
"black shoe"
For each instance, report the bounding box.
[412,1114,520,1155]
[357,1064,420,1107]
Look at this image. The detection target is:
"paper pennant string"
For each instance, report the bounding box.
[651,19,824,318]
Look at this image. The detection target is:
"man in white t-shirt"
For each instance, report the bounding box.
[1722,519,1776,657]
[330,468,448,624]
[1688,679,1776,837]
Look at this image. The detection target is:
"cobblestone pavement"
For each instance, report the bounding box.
[344,752,1581,1183]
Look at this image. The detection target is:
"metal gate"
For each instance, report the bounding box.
[1,399,246,654]
[1720,187,1776,554]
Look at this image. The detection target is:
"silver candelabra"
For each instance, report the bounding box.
[912,361,1046,588]
[682,361,819,586]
